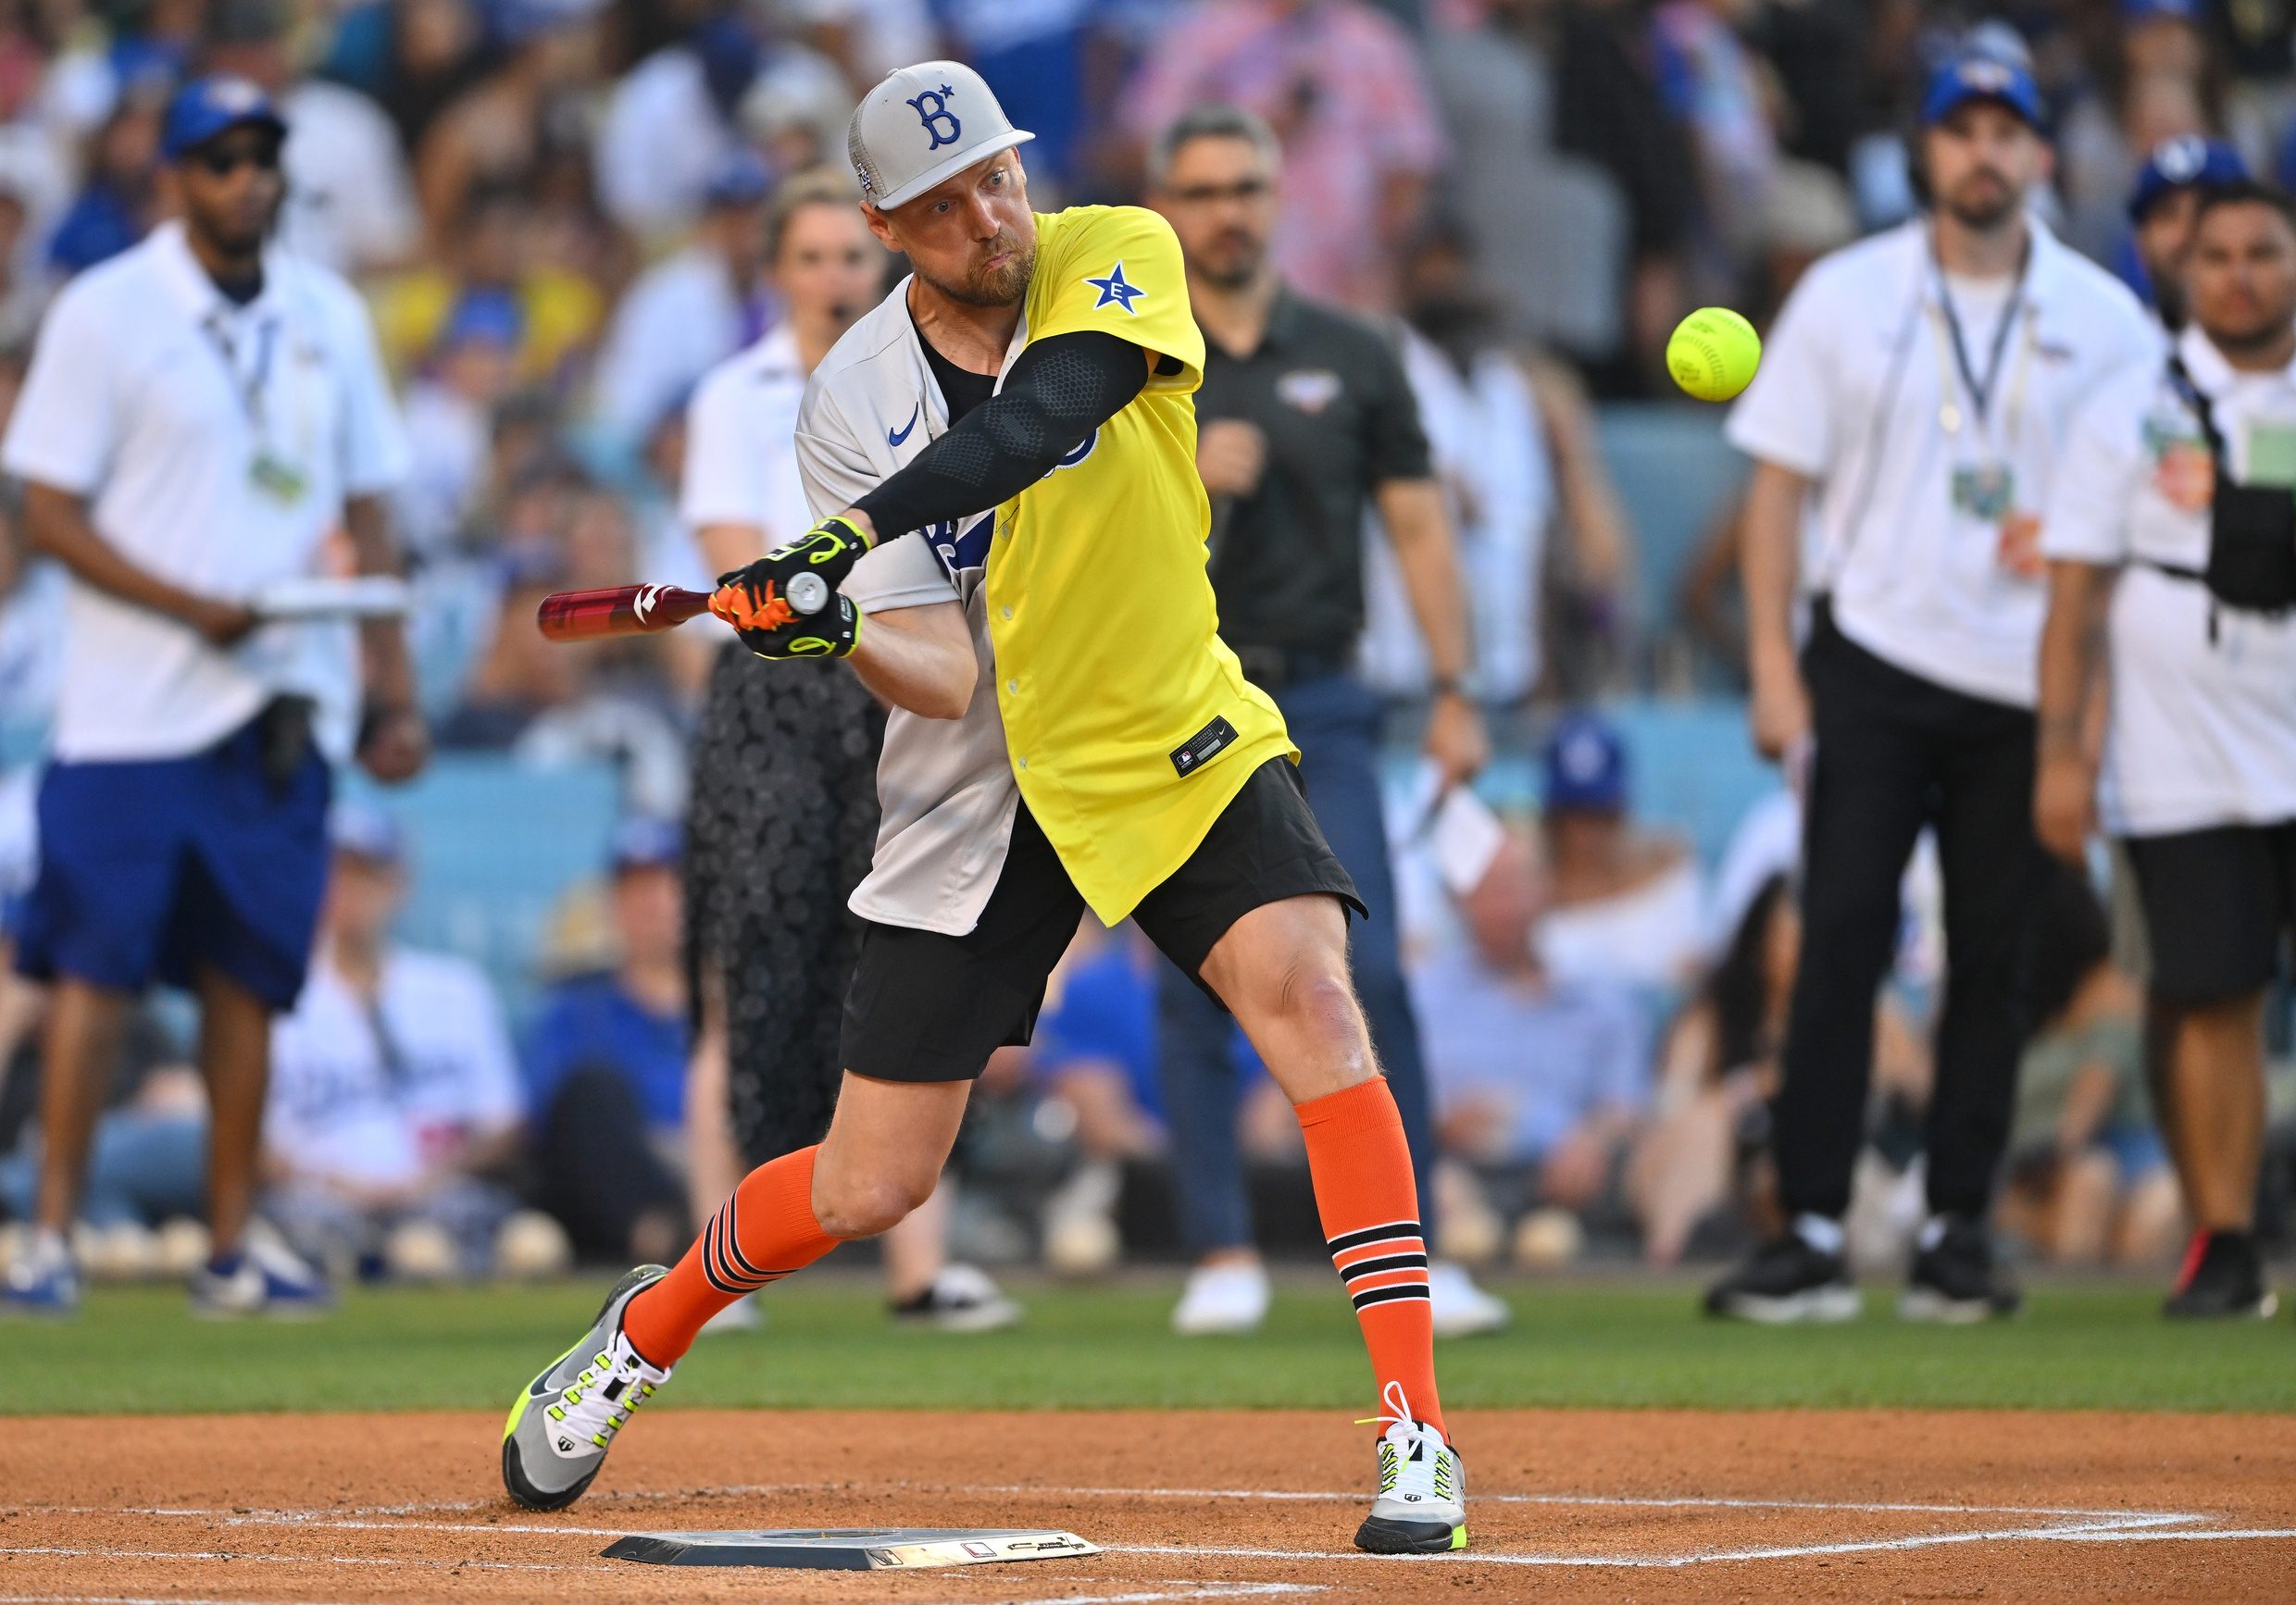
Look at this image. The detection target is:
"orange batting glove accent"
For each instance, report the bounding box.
[710,579,795,634]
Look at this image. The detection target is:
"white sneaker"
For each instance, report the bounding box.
[1171,1259,1269,1335]
[1429,1262,1510,1338]
[1,1226,81,1317]
[1354,1382,1467,1554]
[890,1263,1021,1331]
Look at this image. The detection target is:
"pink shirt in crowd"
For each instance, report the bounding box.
[1127,0,1448,312]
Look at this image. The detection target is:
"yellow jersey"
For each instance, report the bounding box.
[983,206,1295,923]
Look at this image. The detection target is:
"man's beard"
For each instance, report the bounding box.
[1194,231,1266,291]
[1942,176,2019,233]
[2203,304,2296,356]
[920,231,1035,307]
[2152,275,2189,330]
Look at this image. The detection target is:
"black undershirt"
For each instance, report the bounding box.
[918,323,996,424]
[211,267,264,306]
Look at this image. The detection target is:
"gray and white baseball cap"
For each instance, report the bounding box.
[847,61,1034,212]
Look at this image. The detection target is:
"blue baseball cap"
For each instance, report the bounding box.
[1541,712,1628,815]
[2124,0,2202,21]
[1920,52,2044,130]
[703,148,773,210]
[2128,135,2248,221]
[330,802,406,867]
[609,816,682,875]
[161,74,287,162]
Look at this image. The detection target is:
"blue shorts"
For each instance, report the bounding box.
[13,717,331,1011]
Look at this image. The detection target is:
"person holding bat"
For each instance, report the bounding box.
[504,62,1467,1556]
[674,168,1016,1334]
[0,78,423,1318]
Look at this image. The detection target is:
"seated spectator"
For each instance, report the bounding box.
[589,149,773,445]
[263,806,551,1281]
[1998,870,2182,1269]
[522,818,691,1266]
[1416,827,1652,1256]
[370,181,603,392]
[1629,873,1933,1265]
[393,292,522,565]
[1537,711,1706,993]
[47,74,166,276]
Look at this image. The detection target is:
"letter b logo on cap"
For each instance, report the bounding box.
[907,83,962,151]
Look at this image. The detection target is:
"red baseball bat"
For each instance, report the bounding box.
[536,583,713,642]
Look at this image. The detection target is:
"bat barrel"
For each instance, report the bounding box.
[536,584,711,641]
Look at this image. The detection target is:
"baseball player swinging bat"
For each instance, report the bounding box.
[535,574,830,642]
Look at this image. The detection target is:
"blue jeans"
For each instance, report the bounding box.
[0,1110,207,1226]
[1156,673,1436,1253]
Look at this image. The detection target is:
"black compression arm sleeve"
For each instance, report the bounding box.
[854,330,1149,541]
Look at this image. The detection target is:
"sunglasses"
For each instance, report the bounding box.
[193,139,282,177]
[1167,179,1271,205]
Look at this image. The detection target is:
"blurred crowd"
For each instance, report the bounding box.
[2,0,2296,1298]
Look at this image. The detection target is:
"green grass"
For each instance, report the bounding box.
[9,1274,2292,1416]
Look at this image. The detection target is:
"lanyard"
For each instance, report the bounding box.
[202,307,280,433]
[1928,239,2032,440]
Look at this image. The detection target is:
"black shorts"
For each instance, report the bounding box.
[840,756,1365,1083]
[2121,821,2296,1003]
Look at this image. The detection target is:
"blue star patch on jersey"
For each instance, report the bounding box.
[1084,261,1147,316]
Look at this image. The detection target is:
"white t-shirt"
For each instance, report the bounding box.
[680,324,813,544]
[1360,330,1551,702]
[592,243,751,442]
[593,48,740,241]
[2,222,409,762]
[277,81,420,278]
[2044,326,2296,835]
[1538,855,1707,991]
[1727,218,2158,708]
[265,948,524,1190]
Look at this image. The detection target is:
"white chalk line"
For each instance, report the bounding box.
[14,1484,2294,1576]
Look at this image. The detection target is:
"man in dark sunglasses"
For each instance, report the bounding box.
[0,74,424,1321]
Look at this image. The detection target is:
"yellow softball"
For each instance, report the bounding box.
[1666,307,1761,403]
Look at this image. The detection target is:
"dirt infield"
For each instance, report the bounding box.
[6,1408,2294,1602]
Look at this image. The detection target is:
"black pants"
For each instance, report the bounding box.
[533,1067,687,1261]
[1775,611,2045,1221]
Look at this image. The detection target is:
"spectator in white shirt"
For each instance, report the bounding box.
[1537,711,1705,995]
[1707,53,2157,1325]
[590,150,775,448]
[0,78,423,1319]
[204,0,421,278]
[265,805,539,1282]
[2038,180,2296,1320]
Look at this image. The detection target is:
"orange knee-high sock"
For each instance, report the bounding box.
[1297,1078,1447,1440]
[621,1145,840,1368]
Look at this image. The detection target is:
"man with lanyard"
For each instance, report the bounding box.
[1705,50,2156,1322]
[1142,103,1504,1340]
[503,64,1467,1555]
[0,77,421,1316]
[2038,180,2296,1321]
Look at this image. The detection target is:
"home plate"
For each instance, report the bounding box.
[602,1527,1102,1570]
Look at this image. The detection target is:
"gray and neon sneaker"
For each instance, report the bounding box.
[1354,1383,1467,1554]
[502,1265,672,1510]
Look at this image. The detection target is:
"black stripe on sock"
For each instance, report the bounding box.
[718,1201,769,1282]
[1327,1220,1423,1256]
[1338,1251,1429,1283]
[1351,1282,1431,1311]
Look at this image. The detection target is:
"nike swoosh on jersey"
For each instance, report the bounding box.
[888,404,920,446]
